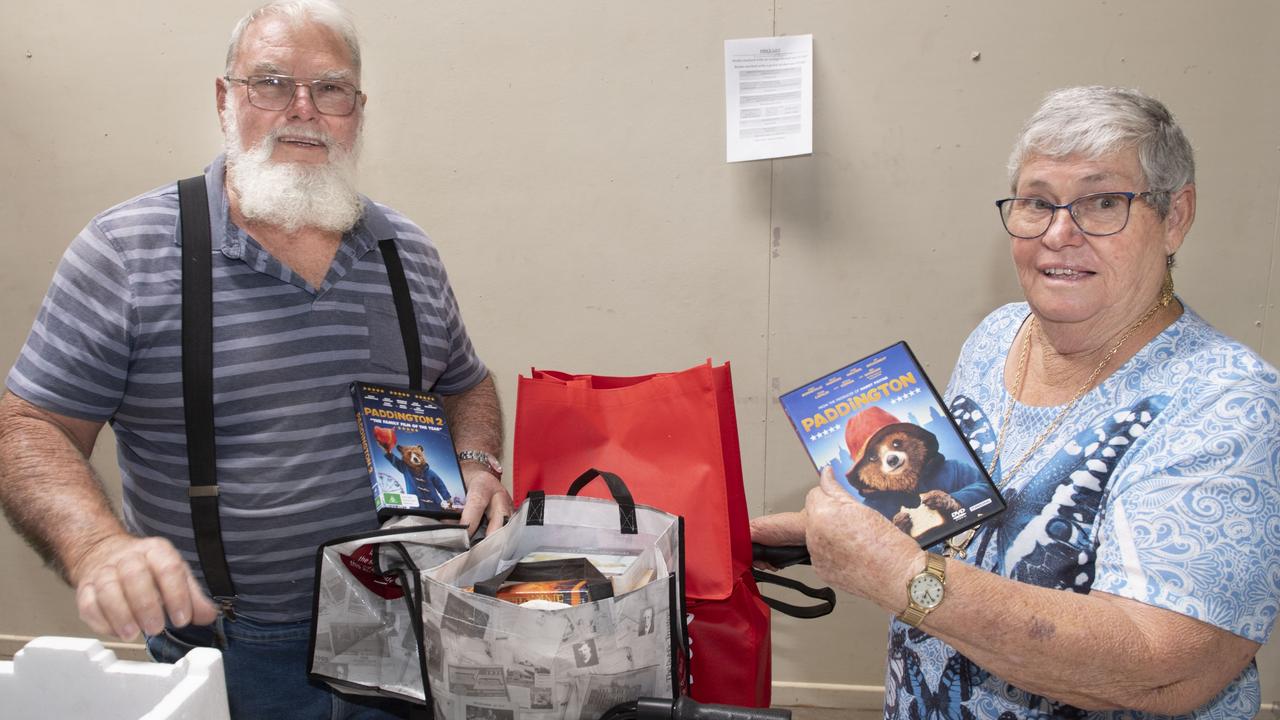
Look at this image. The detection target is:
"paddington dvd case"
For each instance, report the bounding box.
[778,341,1004,549]
[351,381,467,521]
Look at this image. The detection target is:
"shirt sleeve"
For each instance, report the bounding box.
[1091,368,1280,644]
[5,220,134,421]
[430,268,489,395]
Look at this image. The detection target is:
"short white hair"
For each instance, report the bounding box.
[225,0,361,78]
[1008,86,1194,217]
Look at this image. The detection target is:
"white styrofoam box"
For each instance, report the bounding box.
[0,636,230,720]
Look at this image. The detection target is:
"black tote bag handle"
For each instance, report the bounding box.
[526,468,639,535]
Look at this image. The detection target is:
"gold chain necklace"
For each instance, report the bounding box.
[943,290,1172,559]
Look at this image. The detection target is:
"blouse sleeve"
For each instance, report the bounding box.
[1091,364,1280,643]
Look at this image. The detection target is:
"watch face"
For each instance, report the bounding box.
[909,574,944,608]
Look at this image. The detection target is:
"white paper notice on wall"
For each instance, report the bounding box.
[724,34,813,163]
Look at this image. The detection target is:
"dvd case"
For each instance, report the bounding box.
[351,381,467,521]
[778,341,1004,548]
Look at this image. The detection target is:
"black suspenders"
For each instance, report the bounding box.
[176,175,422,614]
[377,239,423,392]
[177,176,235,609]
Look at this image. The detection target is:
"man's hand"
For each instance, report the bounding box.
[438,374,506,536]
[804,466,920,609]
[70,534,219,641]
[459,469,513,537]
[0,394,218,640]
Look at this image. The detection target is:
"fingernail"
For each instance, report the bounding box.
[121,624,138,639]
[173,609,188,626]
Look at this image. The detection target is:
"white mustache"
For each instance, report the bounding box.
[267,125,334,148]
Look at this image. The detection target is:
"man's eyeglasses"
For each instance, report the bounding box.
[224,74,362,116]
[996,191,1160,239]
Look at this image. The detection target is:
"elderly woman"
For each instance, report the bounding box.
[753,86,1280,718]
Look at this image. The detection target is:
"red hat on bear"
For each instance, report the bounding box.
[844,406,905,466]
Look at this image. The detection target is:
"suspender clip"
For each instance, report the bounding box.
[215,596,237,621]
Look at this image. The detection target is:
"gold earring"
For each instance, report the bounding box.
[1160,268,1175,307]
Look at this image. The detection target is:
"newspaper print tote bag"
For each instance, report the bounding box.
[419,469,687,720]
[309,521,471,702]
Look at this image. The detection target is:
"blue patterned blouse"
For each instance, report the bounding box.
[885,302,1280,719]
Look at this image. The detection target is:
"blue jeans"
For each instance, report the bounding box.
[145,615,421,720]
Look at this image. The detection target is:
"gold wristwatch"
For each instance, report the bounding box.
[900,552,946,627]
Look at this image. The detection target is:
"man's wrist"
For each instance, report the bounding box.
[63,526,130,585]
[457,450,503,479]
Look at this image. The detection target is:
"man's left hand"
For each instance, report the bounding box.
[459,468,513,537]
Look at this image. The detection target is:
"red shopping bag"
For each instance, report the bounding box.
[513,361,773,707]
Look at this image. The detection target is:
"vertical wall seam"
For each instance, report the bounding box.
[1264,180,1280,357]
[762,161,775,514]
[760,0,778,514]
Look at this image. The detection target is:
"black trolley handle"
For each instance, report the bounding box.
[600,696,791,719]
[750,543,811,569]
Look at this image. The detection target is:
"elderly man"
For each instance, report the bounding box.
[0,1,511,718]
[755,87,1279,718]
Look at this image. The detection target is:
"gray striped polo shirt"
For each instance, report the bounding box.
[6,155,488,622]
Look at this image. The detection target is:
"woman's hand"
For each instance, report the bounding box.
[749,510,806,546]
[749,509,807,570]
[803,466,921,611]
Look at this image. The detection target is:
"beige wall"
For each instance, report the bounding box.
[2,0,1277,710]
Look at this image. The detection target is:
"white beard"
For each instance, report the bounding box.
[221,98,364,234]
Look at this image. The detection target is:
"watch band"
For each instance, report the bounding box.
[921,552,945,578]
[457,450,503,478]
[900,602,929,627]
